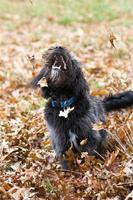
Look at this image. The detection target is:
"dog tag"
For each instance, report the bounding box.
[59,107,74,118]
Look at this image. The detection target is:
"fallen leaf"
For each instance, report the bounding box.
[105,149,119,169]
[109,32,116,48]
[3,183,12,191]
[38,77,47,87]
[80,138,88,146]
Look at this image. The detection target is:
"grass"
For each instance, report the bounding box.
[43,179,58,194]
[112,49,129,59]
[0,0,133,26]
[31,31,42,42]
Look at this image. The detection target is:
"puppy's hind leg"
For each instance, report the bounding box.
[92,129,108,158]
[86,129,108,158]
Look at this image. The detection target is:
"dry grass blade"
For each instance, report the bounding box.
[108,131,127,152]
[93,150,105,160]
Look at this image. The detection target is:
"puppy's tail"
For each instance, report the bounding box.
[103,91,133,112]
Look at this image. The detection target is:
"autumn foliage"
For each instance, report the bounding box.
[0,1,133,199]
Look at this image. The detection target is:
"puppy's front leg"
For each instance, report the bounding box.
[57,153,69,170]
[53,145,70,170]
[48,126,70,170]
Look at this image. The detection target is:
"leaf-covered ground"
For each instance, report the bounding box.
[0,1,133,199]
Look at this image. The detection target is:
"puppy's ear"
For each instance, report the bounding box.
[30,68,46,88]
[71,58,81,73]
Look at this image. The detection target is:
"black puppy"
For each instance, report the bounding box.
[31,46,133,169]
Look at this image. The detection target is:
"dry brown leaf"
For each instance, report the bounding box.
[29,152,39,161]
[42,138,50,146]
[109,32,116,48]
[27,54,35,68]
[3,183,12,191]
[117,128,126,141]
[38,77,47,87]
[92,122,105,131]
[80,138,88,146]
[105,149,119,169]
[47,15,55,21]
[32,70,36,77]
[91,89,109,96]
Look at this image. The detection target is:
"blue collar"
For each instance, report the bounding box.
[51,96,76,109]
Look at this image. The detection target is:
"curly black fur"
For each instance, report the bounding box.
[31,46,133,169]
[103,91,133,112]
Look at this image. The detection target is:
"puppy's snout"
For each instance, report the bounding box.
[55,46,64,54]
[55,46,63,49]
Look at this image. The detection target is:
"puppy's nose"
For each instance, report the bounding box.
[55,46,63,49]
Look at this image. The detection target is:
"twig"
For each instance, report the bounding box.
[93,150,105,161]
[57,168,83,176]
[118,182,133,186]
